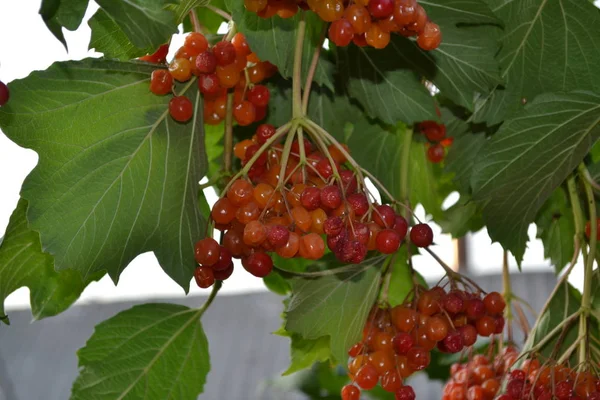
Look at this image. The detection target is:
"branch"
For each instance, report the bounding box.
[301,26,326,115]
[292,12,306,118]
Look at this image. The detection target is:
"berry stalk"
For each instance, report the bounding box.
[198,279,223,317]
[224,92,234,173]
[293,12,306,118]
[502,250,514,345]
[302,26,326,115]
[400,128,413,215]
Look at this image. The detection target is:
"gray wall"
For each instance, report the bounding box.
[0,272,556,400]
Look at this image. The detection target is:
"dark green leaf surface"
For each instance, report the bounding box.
[226,3,334,90]
[535,188,576,273]
[437,197,484,238]
[0,60,207,290]
[445,133,487,194]
[474,0,600,124]
[285,258,383,363]
[96,0,178,49]
[0,199,91,320]
[471,91,600,262]
[284,335,331,376]
[72,303,209,400]
[387,248,427,307]
[88,9,153,60]
[39,0,89,46]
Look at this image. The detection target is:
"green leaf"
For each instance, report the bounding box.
[284,335,331,376]
[437,197,484,238]
[444,133,487,194]
[0,60,207,290]
[72,303,209,400]
[225,3,334,90]
[205,123,224,179]
[263,269,291,295]
[172,0,209,23]
[535,187,576,273]
[196,0,228,34]
[39,0,89,47]
[421,0,500,25]
[0,199,93,320]
[474,0,600,125]
[387,247,426,307]
[285,257,383,363]
[96,0,178,49]
[471,91,600,262]
[520,283,581,363]
[339,44,437,125]
[88,9,153,60]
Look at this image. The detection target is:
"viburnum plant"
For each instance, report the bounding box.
[0,0,600,399]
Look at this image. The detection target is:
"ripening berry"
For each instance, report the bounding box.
[234,101,256,126]
[227,179,254,206]
[169,58,192,82]
[196,51,217,74]
[373,205,396,228]
[194,266,215,288]
[427,143,445,163]
[320,185,343,210]
[243,252,273,277]
[247,85,271,107]
[345,4,372,34]
[0,81,9,107]
[329,18,355,47]
[149,70,173,95]
[395,386,416,400]
[169,96,193,122]
[299,233,326,260]
[407,347,430,370]
[198,73,221,95]
[213,41,237,66]
[410,223,433,247]
[392,332,414,354]
[212,247,232,272]
[244,0,267,12]
[194,238,220,266]
[355,363,379,390]
[369,0,394,19]
[376,229,401,254]
[483,292,506,315]
[393,0,418,25]
[341,385,361,400]
[417,22,442,51]
[365,24,391,49]
[184,32,209,56]
[211,198,237,225]
[232,32,251,56]
[317,0,344,22]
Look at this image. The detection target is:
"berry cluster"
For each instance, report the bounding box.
[193,237,234,288]
[417,120,452,163]
[244,0,442,51]
[201,126,435,283]
[497,360,600,400]
[146,32,277,125]
[342,289,507,399]
[0,80,8,107]
[442,347,519,400]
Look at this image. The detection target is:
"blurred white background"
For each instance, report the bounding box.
[0,0,595,312]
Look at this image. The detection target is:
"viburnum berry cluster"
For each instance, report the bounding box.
[496,359,600,400]
[0,80,8,107]
[442,347,519,400]
[244,0,441,51]
[341,288,507,399]
[417,120,453,164]
[145,32,277,125]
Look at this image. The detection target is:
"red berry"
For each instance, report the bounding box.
[320,185,342,210]
[410,223,433,247]
[291,138,313,155]
[198,73,221,95]
[369,0,394,19]
[211,247,232,271]
[184,32,209,55]
[195,51,217,74]
[427,143,445,163]
[466,298,485,320]
[395,385,416,400]
[392,215,408,239]
[339,170,358,193]
[194,266,215,288]
[417,22,442,51]
[376,229,401,254]
[150,70,173,95]
[355,364,379,390]
[443,292,464,314]
[213,263,234,280]
[315,158,339,179]
[300,187,321,210]
[373,205,396,228]
[213,41,236,66]
[483,291,506,315]
[244,144,268,166]
[324,216,344,236]
[341,384,361,400]
[243,252,273,277]
[340,239,367,264]
[139,43,169,63]
[458,324,477,346]
[267,225,290,248]
[234,101,256,126]
[441,330,464,353]
[256,124,276,144]
[347,193,369,216]
[194,238,220,266]
[392,332,414,355]
[329,18,355,47]
[169,96,194,122]
[247,85,270,107]
[407,347,430,371]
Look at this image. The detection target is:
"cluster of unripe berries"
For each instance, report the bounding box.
[417,120,452,163]
[243,0,441,51]
[442,347,519,400]
[146,32,277,125]
[0,80,8,107]
[496,360,600,400]
[341,288,507,399]
[199,125,436,283]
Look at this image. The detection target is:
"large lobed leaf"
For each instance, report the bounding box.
[225,2,334,90]
[72,303,209,400]
[285,258,383,364]
[474,0,600,125]
[0,60,207,290]
[471,91,600,262]
[0,199,92,321]
[39,0,89,47]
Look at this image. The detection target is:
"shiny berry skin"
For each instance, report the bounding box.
[341,385,361,400]
[458,324,477,346]
[194,266,215,288]
[427,143,445,163]
[247,85,270,107]
[198,73,221,95]
[150,70,173,95]
[195,51,217,74]
[376,229,401,254]
[169,96,194,122]
[442,330,464,353]
[320,185,343,210]
[407,347,430,371]
[212,247,232,271]
[234,101,256,126]
[373,205,396,228]
[381,370,402,392]
[184,32,209,56]
[410,223,433,247]
[267,225,290,248]
[324,216,344,236]
[443,292,464,314]
[139,43,169,63]
[475,316,496,337]
[365,23,390,49]
[393,215,408,239]
[243,252,273,277]
[417,22,442,51]
[329,18,355,47]
[392,332,414,354]
[506,379,525,399]
[301,187,321,210]
[169,58,192,82]
[355,364,379,390]
[213,262,234,280]
[369,0,394,19]
[347,193,369,216]
[483,291,506,315]
[213,41,236,66]
[345,4,372,34]
[255,124,276,144]
[194,238,220,266]
[395,385,416,400]
[466,298,485,320]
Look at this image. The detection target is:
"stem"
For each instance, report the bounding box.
[223,92,234,173]
[400,129,413,217]
[206,5,232,21]
[579,164,596,364]
[190,10,202,33]
[276,123,299,190]
[301,27,326,115]
[529,311,580,353]
[292,12,306,118]
[199,280,222,317]
[502,250,514,343]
